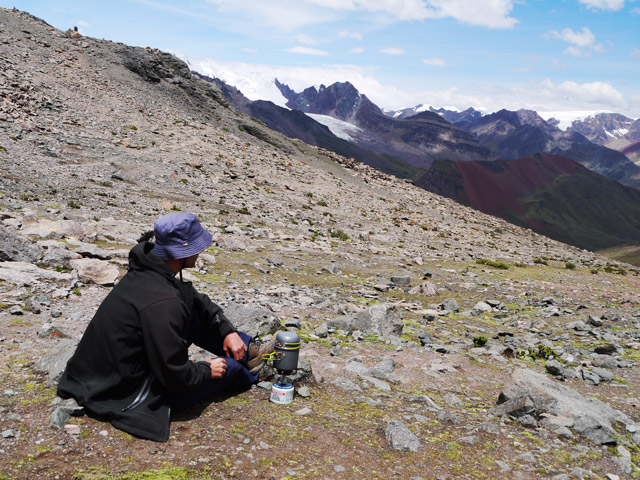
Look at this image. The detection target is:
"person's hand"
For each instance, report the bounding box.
[223,332,247,361]
[204,357,227,379]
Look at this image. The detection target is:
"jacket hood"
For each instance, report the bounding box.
[128,242,176,280]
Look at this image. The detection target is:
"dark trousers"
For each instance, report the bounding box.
[171,322,258,411]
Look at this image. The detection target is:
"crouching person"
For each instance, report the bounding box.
[57,212,274,442]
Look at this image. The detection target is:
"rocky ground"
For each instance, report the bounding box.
[1,7,640,480]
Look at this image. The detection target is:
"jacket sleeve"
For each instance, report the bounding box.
[139,297,212,391]
[193,292,237,338]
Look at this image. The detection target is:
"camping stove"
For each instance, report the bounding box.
[269,330,300,405]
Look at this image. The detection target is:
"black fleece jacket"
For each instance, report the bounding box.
[57,242,236,442]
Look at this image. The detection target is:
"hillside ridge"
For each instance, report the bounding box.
[1,8,639,480]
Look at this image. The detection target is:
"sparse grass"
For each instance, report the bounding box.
[328,228,349,241]
[475,258,509,269]
[472,336,488,347]
[72,465,203,480]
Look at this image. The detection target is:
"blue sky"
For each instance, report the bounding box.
[6,0,640,118]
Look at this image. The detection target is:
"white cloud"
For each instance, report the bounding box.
[204,0,518,30]
[349,47,365,53]
[631,48,640,60]
[577,0,625,11]
[288,46,330,55]
[307,0,518,28]
[293,34,318,45]
[632,7,640,14]
[546,27,595,47]
[545,27,606,57]
[539,78,625,108]
[381,47,405,55]
[203,0,340,32]
[563,46,589,58]
[423,0,518,28]
[187,57,385,107]
[242,48,258,53]
[76,20,89,27]
[338,30,363,40]
[187,56,637,116]
[422,57,446,66]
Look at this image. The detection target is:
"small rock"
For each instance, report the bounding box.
[472,301,492,312]
[360,375,391,393]
[50,408,71,428]
[436,411,459,424]
[391,274,411,286]
[566,320,589,331]
[314,323,328,338]
[587,315,604,327]
[593,355,617,369]
[592,367,614,382]
[582,369,601,385]
[441,298,459,312]
[408,282,438,296]
[2,429,14,438]
[546,359,565,377]
[594,344,617,355]
[296,386,310,398]
[570,467,594,479]
[514,451,537,463]
[331,377,361,392]
[64,424,81,435]
[443,393,462,405]
[458,435,478,445]
[408,395,441,410]
[382,418,421,452]
[518,414,538,427]
[295,407,312,415]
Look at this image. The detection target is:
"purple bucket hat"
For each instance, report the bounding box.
[151,212,213,260]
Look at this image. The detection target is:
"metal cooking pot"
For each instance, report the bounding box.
[273,330,300,373]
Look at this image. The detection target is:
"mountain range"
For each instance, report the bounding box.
[198,73,640,256]
[413,154,640,251]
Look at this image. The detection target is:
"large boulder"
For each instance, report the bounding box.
[223,301,281,338]
[0,261,75,286]
[39,241,82,268]
[0,225,43,262]
[21,218,84,239]
[492,368,632,444]
[33,338,79,387]
[329,303,404,338]
[70,258,120,286]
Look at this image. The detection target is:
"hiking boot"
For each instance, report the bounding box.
[247,336,277,374]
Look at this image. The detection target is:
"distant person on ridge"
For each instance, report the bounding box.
[57,212,275,442]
